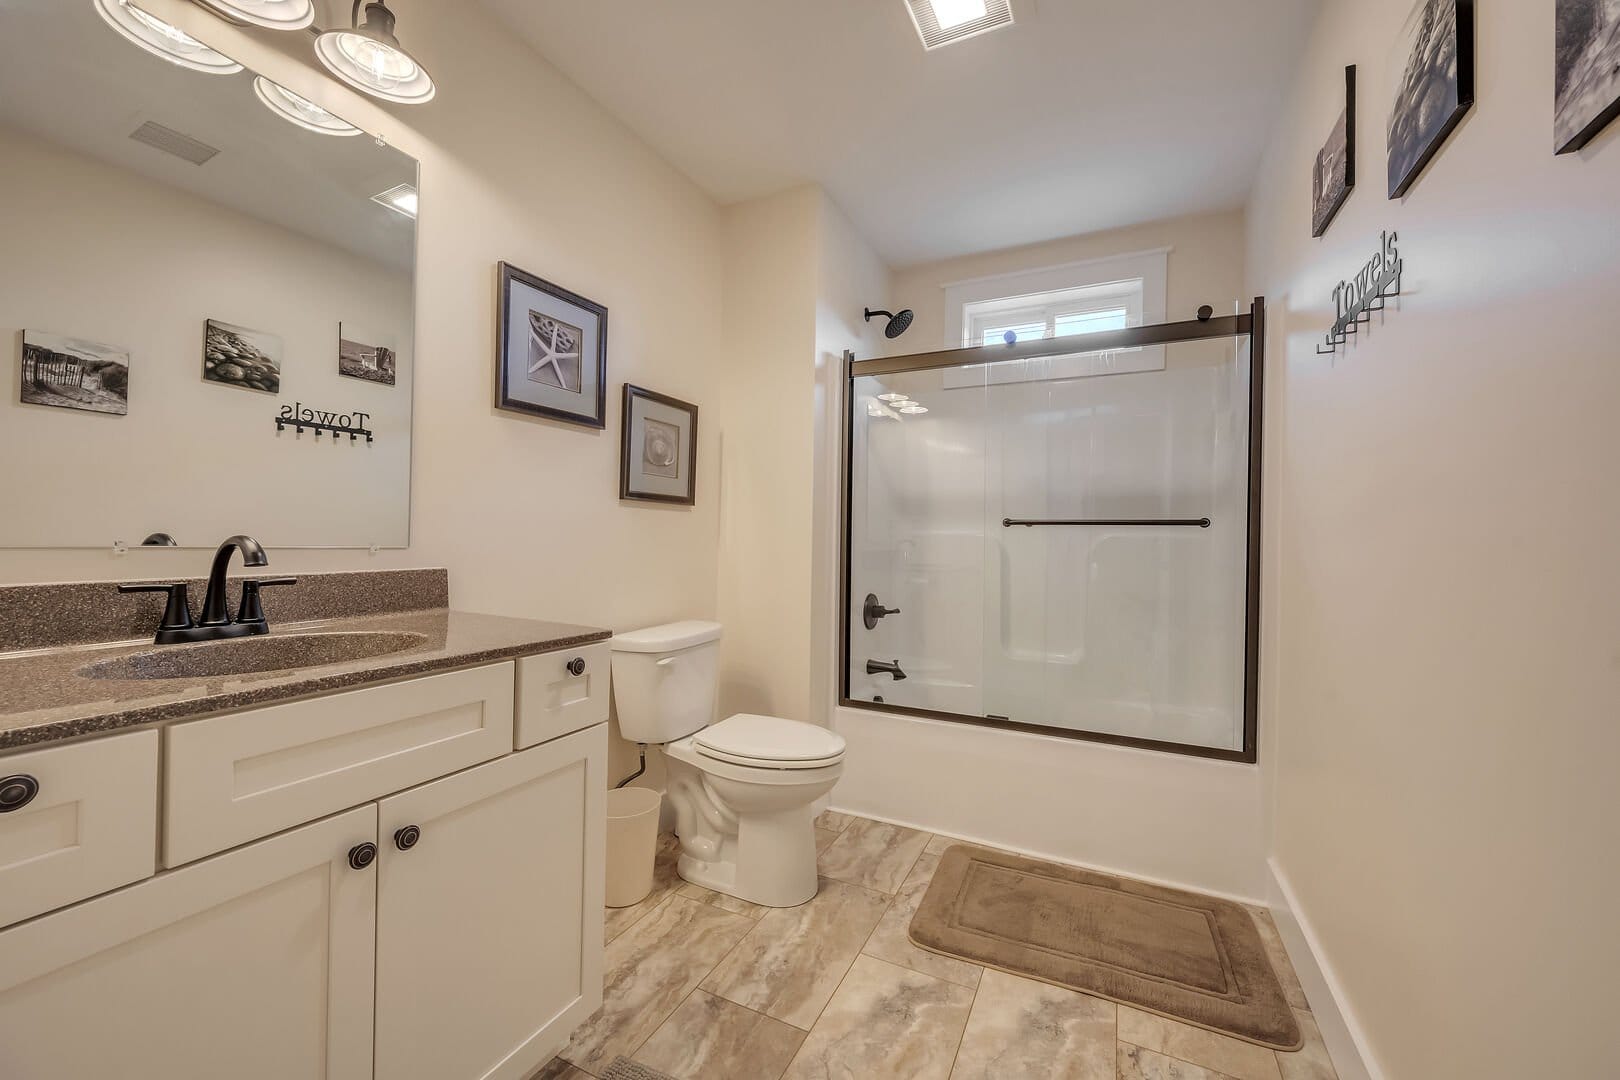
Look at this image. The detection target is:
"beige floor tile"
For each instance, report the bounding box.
[1117,1008,1282,1080]
[861,852,982,988]
[1246,908,1310,1011]
[562,896,754,1073]
[814,809,860,833]
[1118,1042,1236,1080]
[677,880,772,920]
[818,817,931,894]
[1275,1010,1337,1080]
[702,877,890,1029]
[525,1058,592,1080]
[949,968,1113,1079]
[633,990,807,1080]
[813,827,841,853]
[780,955,975,1080]
[924,833,970,857]
[604,833,683,942]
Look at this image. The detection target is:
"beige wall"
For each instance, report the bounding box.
[888,208,1248,352]
[1246,1,1620,1076]
[715,187,892,726]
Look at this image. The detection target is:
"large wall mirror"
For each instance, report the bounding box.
[0,1,416,549]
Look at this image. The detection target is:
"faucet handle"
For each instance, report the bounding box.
[236,578,298,627]
[118,582,194,633]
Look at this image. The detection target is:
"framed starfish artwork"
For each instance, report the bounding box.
[496,261,608,428]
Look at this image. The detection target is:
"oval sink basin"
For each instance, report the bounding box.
[79,631,429,681]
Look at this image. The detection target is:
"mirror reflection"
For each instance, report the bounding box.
[0,0,416,549]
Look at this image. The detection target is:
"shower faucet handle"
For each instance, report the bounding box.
[862,593,900,629]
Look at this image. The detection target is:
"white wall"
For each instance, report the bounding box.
[1247,1,1620,1076]
[0,125,411,549]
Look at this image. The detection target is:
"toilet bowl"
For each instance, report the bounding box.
[610,622,846,908]
[663,715,844,907]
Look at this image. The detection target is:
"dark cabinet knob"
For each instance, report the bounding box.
[567,657,586,677]
[0,774,39,813]
[393,825,421,851]
[347,842,378,870]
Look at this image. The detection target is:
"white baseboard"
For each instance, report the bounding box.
[827,804,1268,908]
[1266,858,1382,1080]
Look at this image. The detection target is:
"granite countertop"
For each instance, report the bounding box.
[0,608,610,752]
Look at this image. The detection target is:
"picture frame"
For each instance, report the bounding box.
[203,318,282,394]
[1311,66,1356,238]
[495,261,608,428]
[1555,0,1620,154]
[20,330,130,415]
[620,384,697,505]
[1387,0,1474,199]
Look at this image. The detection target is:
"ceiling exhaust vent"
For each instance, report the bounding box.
[904,0,1014,50]
[128,121,220,165]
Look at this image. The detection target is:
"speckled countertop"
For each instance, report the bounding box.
[0,571,609,752]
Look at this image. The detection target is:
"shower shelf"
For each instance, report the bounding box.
[1001,517,1211,528]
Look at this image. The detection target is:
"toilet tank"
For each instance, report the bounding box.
[610,621,722,744]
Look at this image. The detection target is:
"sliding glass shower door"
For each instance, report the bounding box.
[841,302,1262,759]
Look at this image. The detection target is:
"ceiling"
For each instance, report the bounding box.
[479,0,1320,266]
[0,0,416,272]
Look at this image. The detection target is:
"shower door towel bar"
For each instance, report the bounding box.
[1002,517,1211,528]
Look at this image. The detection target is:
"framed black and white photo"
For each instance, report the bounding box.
[620,384,697,505]
[203,318,282,394]
[337,321,397,386]
[496,261,608,428]
[1312,65,1356,237]
[1387,0,1474,198]
[1555,0,1620,154]
[20,330,129,415]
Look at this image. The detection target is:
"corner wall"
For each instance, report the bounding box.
[1247,1,1620,1075]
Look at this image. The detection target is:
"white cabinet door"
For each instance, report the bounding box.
[0,804,378,1080]
[374,724,607,1080]
[0,730,158,929]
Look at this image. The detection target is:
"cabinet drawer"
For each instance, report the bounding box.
[0,730,158,929]
[515,642,609,748]
[165,663,514,867]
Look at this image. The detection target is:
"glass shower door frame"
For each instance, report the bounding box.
[837,297,1266,763]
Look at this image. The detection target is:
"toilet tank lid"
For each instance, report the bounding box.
[612,620,723,653]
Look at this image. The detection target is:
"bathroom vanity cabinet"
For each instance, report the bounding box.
[0,647,610,1080]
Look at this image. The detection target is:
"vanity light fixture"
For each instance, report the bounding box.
[92,0,244,74]
[899,404,929,415]
[315,1,436,105]
[903,0,1014,50]
[253,78,362,136]
[196,0,314,31]
[370,182,418,219]
[876,392,911,403]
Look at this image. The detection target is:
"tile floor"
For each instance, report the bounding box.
[538,813,1340,1080]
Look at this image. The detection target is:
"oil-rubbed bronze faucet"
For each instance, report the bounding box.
[118,534,297,645]
[866,658,908,681]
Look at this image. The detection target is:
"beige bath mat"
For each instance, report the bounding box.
[909,846,1301,1049]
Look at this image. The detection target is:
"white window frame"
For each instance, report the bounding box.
[941,248,1169,385]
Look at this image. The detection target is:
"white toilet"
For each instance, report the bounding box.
[611,620,845,908]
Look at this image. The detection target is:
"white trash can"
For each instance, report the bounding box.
[605,786,663,908]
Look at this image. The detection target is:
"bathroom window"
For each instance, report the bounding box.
[945,247,1167,349]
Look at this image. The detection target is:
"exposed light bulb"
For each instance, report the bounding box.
[93,0,243,75]
[253,77,362,136]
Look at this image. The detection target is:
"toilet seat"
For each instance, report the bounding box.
[693,713,846,770]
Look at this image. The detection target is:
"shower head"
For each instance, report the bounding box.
[864,307,914,339]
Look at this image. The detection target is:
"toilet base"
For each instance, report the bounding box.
[675,804,820,908]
